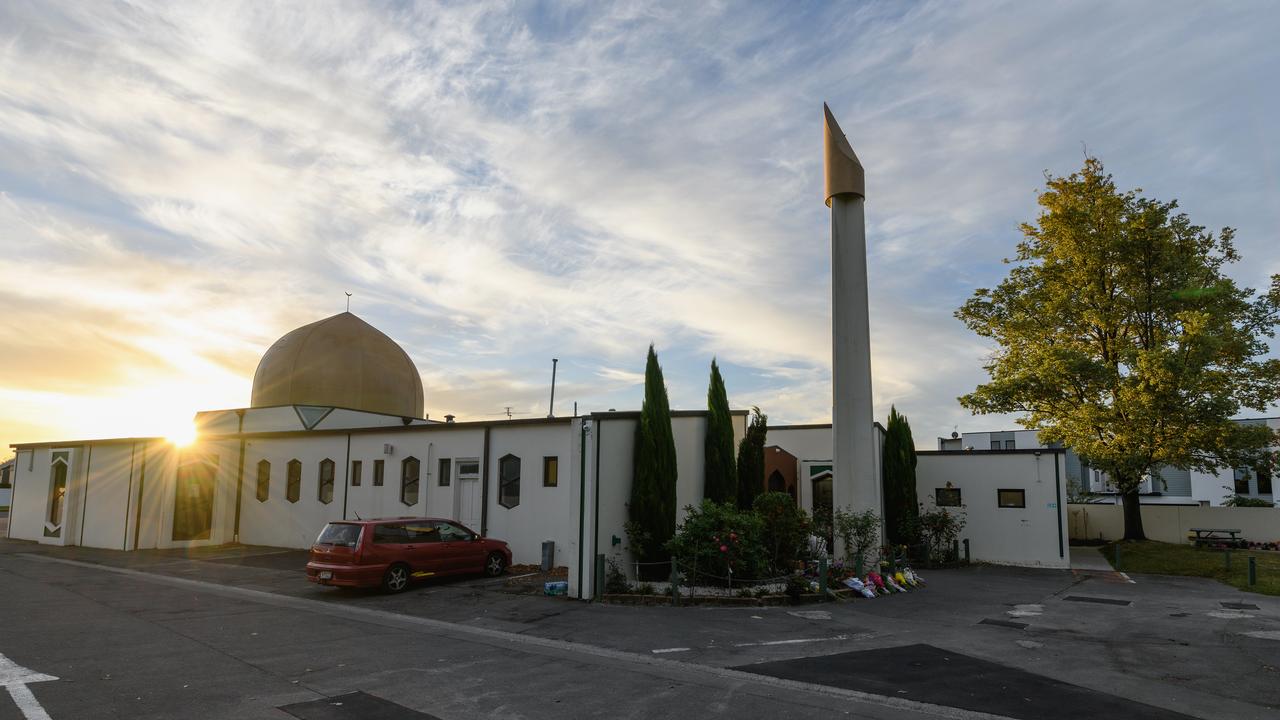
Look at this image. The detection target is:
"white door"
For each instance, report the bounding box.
[456,478,481,533]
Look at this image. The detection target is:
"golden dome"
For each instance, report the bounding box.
[250,312,425,418]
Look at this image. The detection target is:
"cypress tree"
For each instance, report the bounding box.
[704,359,737,503]
[630,344,679,564]
[736,406,768,510]
[881,406,920,545]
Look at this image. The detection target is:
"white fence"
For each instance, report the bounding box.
[1068,503,1280,544]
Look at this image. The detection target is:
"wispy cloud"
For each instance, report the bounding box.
[1,0,1277,447]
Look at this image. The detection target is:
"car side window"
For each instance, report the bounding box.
[403,523,441,543]
[436,522,471,542]
[372,523,408,544]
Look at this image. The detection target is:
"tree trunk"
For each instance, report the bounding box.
[1121,488,1146,541]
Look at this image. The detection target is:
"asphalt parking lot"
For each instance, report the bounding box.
[1,539,1277,719]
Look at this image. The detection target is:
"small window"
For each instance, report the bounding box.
[997,488,1026,508]
[1004,439,1015,450]
[457,460,480,480]
[372,523,409,544]
[990,441,1001,451]
[318,459,335,504]
[0,465,11,488]
[255,460,270,502]
[499,454,520,509]
[351,460,362,487]
[1234,471,1250,495]
[400,456,420,506]
[543,456,558,487]
[286,459,302,503]
[936,487,962,507]
[438,458,451,487]
[373,459,384,486]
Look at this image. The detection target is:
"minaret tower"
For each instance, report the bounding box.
[824,104,879,541]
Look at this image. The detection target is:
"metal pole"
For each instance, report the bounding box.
[548,358,559,418]
[1249,556,1257,586]
[952,539,960,566]
[963,538,970,565]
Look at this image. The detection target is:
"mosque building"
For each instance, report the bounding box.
[5,310,758,596]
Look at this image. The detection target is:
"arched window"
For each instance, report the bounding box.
[48,452,70,528]
[400,456,420,506]
[767,470,785,493]
[499,454,520,509]
[318,459,335,504]
[255,460,271,502]
[286,459,302,503]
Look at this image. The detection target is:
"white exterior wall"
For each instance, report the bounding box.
[484,422,576,566]
[916,452,1070,568]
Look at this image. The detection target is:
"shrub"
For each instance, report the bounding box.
[833,506,881,568]
[667,500,767,582]
[753,492,811,574]
[918,503,967,564]
[604,559,630,594]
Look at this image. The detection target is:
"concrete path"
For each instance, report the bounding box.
[1069,545,1114,572]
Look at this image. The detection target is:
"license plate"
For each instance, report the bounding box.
[319,571,333,580]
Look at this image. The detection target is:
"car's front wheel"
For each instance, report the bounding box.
[382,563,410,593]
[484,552,507,578]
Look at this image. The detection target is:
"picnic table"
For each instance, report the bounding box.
[1189,527,1245,548]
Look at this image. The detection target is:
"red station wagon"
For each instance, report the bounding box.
[306,517,512,593]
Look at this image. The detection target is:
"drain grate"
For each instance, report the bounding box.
[979,618,1028,629]
[1064,596,1131,606]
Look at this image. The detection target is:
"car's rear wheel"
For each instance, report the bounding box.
[382,563,410,593]
[484,552,507,578]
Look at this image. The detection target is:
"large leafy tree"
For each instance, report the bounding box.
[630,344,679,564]
[736,406,768,510]
[881,406,919,546]
[957,158,1280,540]
[704,359,737,503]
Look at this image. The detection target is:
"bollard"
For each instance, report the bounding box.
[819,557,829,596]
[952,539,960,566]
[1249,556,1257,586]
[594,554,605,602]
[670,563,681,606]
[963,538,971,565]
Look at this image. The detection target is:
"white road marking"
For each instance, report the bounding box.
[1006,604,1043,618]
[787,610,831,620]
[17,554,1020,720]
[650,647,691,654]
[734,635,849,647]
[1207,610,1255,619]
[0,652,58,720]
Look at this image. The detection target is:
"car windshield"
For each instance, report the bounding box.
[316,523,361,547]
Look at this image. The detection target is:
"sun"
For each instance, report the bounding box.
[166,421,198,448]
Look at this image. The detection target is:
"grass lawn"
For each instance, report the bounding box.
[1104,540,1280,596]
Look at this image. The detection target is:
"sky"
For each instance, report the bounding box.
[1,0,1278,451]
